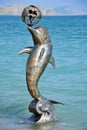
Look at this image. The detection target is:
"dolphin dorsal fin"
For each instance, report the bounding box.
[49,55,55,68]
[18,47,33,55]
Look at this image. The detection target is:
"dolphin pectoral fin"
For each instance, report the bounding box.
[49,55,55,68]
[18,47,33,55]
[49,99,64,105]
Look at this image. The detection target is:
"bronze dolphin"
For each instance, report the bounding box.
[19,26,64,105]
[19,26,55,101]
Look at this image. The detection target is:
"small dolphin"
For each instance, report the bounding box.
[19,26,64,105]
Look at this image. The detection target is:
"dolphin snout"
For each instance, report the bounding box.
[28,26,38,35]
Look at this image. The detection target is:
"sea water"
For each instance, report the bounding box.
[0,15,87,130]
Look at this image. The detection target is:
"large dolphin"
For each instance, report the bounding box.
[19,26,64,105]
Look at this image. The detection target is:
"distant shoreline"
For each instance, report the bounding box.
[0,15,87,17]
[0,5,87,16]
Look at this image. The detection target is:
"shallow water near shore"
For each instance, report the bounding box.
[0,15,87,130]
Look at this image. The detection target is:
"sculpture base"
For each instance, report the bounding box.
[28,98,58,123]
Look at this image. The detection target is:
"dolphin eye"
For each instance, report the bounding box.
[37,30,40,33]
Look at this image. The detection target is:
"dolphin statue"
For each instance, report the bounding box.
[19,26,64,105]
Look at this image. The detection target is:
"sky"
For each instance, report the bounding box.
[0,0,87,11]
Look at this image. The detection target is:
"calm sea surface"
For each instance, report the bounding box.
[0,15,87,130]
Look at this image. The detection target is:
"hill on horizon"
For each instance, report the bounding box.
[55,6,87,15]
[0,4,87,16]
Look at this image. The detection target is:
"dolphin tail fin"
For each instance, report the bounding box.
[49,55,55,68]
[49,99,64,105]
[18,47,33,55]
